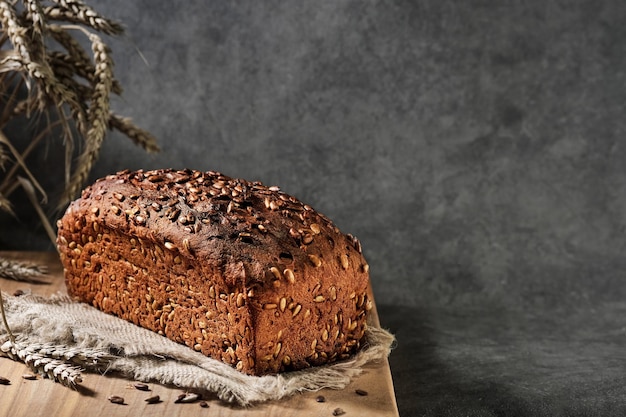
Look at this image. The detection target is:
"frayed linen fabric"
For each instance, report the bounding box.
[0,292,395,406]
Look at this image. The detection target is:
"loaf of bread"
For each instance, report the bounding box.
[56,169,371,375]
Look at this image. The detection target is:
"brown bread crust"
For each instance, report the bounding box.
[56,169,371,375]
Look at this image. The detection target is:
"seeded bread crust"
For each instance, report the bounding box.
[56,169,371,375]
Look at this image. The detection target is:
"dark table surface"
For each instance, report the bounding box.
[380,302,626,416]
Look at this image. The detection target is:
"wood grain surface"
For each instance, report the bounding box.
[0,251,399,417]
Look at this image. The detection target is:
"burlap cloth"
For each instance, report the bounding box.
[0,292,395,406]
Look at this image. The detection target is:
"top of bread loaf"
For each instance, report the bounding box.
[71,168,368,290]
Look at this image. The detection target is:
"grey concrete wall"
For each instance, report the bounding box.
[2,0,626,314]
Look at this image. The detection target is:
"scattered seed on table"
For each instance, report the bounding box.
[134,383,150,391]
[199,401,209,408]
[355,389,368,396]
[145,395,161,404]
[175,392,200,403]
[13,289,24,296]
[22,374,37,380]
[108,395,125,404]
[0,376,10,385]
[333,408,346,416]
[315,395,326,403]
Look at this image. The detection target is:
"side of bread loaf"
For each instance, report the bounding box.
[56,169,371,375]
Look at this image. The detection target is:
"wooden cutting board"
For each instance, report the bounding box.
[0,251,399,417]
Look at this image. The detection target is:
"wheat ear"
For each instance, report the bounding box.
[0,256,47,282]
[0,2,87,127]
[46,0,124,35]
[0,341,84,386]
[109,113,160,153]
[23,0,46,36]
[25,343,113,367]
[49,50,123,95]
[47,23,92,69]
[0,339,114,387]
[62,30,112,203]
[1,2,50,88]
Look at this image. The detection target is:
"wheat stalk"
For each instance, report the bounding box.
[1,3,66,99]
[62,29,112,203]
[109,113,160,153]
[18,176,57,242]
[0,118,64,199]
[47,0,123,35]
[47,23,92,71]
[0,141,7,168]
[0,0,159,234]
[0,72,29,121]
[0,2,87,141]
[23,0,45,32]
[0,192,10,214]
[0,340,113,368]
[0,338,114,387]
[0,256,47,282]
[48,50,123,95]
[25,342,113,366]
[0,129,48,203]
[0,3,31,60]
[0,340,85,386]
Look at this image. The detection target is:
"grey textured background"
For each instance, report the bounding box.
[2,1,626,415]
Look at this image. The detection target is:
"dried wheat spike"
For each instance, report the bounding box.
[44,360,83,386]
[0,339,117,387]
[0,257,47,282]
[0,340,112,369]
[0,2,86,126]
[1,340,21,361]
[1,3,49,84]
[48,51,87,96]
[25,353,83,386]
[10,93,34,118]
[47,0,124,35]
[63,31,113,202]
[0,341,83,386]
[49,51,123,95]
[23,0,46,36]
[0,3,30,59]
[109,113,160,153]
[35,343,113,367]
[47,24,93,69]
[0,0,158,215]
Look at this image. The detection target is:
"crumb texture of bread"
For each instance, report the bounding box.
[56,169,371,375]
